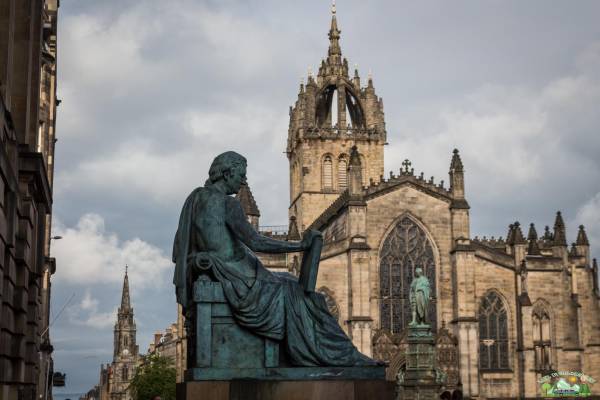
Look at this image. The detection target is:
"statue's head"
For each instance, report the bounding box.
[415,267,423,277]
[206,151,247,195]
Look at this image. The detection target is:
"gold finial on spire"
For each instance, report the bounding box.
[332,0,336,15]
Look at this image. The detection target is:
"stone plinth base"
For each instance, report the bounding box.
[398,325,444,400]
[185,365,385,381]
[177,379,395,400]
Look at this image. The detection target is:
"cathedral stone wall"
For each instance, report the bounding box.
[365,186,454,326]
[252,5,600,399]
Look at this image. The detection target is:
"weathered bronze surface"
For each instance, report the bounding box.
[409,267,431,327]
[173,151,378,369]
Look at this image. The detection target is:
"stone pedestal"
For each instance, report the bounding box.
[177,379,395,400]
[397,325,444,400]
[188,279,385,381]
[183,279,389,399]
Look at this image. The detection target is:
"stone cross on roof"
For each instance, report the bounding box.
[402,159,412,174]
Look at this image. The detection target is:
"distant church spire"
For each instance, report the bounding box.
[120,265,131,313]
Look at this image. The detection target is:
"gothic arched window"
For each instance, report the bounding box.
[122,365,128,381]
[379,216,436,334]
[533,304,552,372]
[479,291,509,370]
[322,156,333,190]
[338,156,348,190]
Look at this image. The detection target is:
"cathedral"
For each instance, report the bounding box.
[237,5,600,399]
[96,269,140,400]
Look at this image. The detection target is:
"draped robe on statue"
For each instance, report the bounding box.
[410,274,431,325]
[173,186,374,367]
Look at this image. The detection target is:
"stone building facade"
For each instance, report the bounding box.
[0,2,60,400]
[96,270,140,400]
[146,323,182,369]
[242,6,600,399]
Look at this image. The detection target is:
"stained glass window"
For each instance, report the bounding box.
[479,291,510,370]
[379,216,436,334]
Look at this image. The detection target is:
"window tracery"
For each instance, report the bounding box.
[479,291,509,370]
[379,216,436,334]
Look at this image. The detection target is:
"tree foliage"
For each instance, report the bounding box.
[129,354,176,400]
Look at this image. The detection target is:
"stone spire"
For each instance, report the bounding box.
[552,211,567,246]
[507,222,526,245]
[506,224,515,245]
[236,183,260,218]
[449,148,466,203]
[527,223,541,255]
[327,0,342,64]
[543,225,553,241]
[576,225,590,246]
[449,148,464,172]
[236,182,260,230]
[119,265,131,314]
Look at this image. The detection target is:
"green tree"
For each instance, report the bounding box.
[129,354,176,400]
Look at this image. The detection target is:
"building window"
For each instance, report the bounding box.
[322,156,333,190]
[479,291,509,370]
[338,156,348,190]
[122,365,128,381]
[379,216,436,334]
[533,305,552,372]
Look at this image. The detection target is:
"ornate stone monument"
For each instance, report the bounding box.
[396,267,446,400]
[173,152,387,400]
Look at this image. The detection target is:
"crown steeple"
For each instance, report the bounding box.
[286,1,386,234]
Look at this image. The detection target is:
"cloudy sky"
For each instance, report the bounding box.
[50,0,600,396]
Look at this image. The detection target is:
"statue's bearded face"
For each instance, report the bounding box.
[224,164,247,195]
[415,267,423,277]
